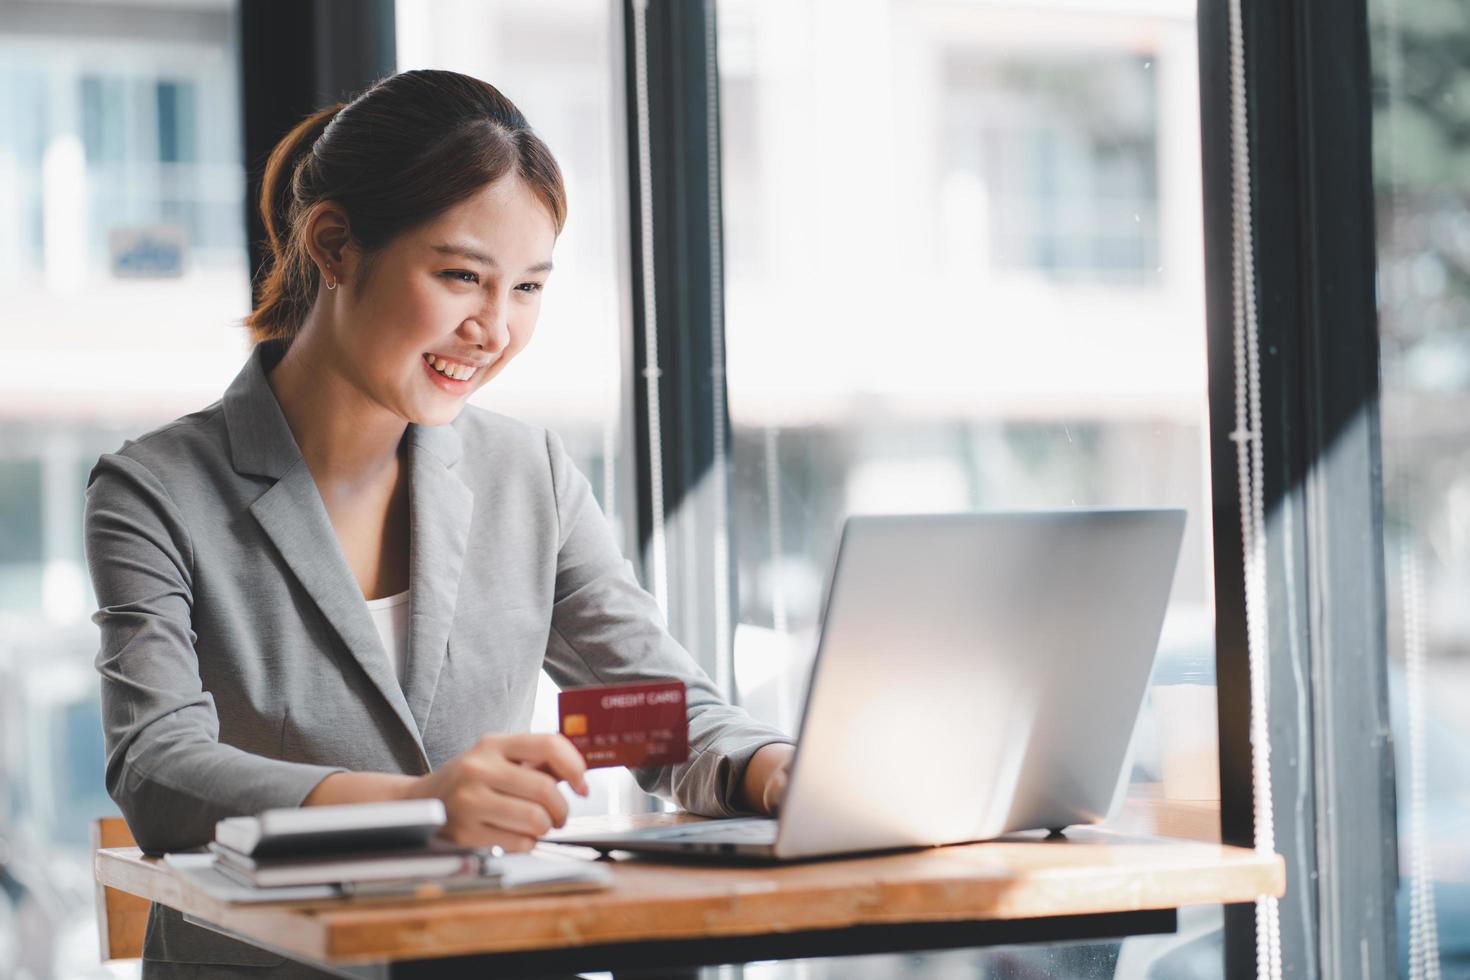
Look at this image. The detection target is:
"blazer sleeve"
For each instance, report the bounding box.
[539,429,794,818]
[85,452,346,854]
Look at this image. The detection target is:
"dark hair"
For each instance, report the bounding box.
[245,69,567,344]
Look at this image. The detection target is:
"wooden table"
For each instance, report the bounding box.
[94,811,1283,978]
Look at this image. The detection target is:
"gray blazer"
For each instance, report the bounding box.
[85,339,791,973]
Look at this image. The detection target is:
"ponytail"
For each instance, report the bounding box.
[244,103,345,344]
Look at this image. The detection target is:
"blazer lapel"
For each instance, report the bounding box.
[225,341,430,770]
[401,423,474,736]
[249,464,429,768]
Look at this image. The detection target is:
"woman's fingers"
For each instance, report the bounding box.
[433,733,589,846]
[489,832,538,854]
[440,819,537,853]
[456,739,574,830]
[478,789,558,839]
[764,768,790,816]
[444,776,551,840]
[494,762,571,828]
[500,733,589,795]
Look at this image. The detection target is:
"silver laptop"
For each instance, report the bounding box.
[548,508,1186,862]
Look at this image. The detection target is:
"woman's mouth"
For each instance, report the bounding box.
[423,352,482,381]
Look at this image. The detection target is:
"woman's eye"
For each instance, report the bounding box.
[516,282,544,294]
[441,270,479,284]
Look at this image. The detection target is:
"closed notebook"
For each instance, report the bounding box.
[207,839,488,889]
[213,799,446,859]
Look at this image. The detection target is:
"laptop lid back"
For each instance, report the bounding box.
[772,508,1186,860]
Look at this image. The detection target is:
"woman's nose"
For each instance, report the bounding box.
[463,305,511,354]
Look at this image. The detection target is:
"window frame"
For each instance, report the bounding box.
[239,0,396,298]
[617,0,738,692]
[1198,0,1398,974]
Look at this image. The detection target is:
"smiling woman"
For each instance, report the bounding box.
[83,68,795,978]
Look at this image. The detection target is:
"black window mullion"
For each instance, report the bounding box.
[1199,0,1397,975]
[619,0,735,689]
[239,0,396,302]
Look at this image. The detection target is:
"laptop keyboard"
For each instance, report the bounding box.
[638,818,777,843]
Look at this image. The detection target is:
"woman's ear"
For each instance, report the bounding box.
[302,201,356,285]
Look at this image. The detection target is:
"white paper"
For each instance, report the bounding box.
[162,849,610,905]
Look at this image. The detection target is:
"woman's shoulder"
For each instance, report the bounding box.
[84,401,232,543]
[93,401,231,484]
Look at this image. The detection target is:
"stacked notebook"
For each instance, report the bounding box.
[168,799,611,902]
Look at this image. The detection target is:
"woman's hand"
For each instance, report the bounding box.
[739,742,796,816]
[401,733,590,852]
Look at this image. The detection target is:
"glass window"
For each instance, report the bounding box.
[1370,0,1470,973]
[155,80,197,165]
[80,76,126,166]
[0,2,247,975]
[0,458,43,610]
[719,4,1217,968]
[718,0,1215,826]
[945,51,1160,282]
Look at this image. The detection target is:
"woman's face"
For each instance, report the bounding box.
[327,174,557,427]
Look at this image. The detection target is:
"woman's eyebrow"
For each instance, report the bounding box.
[431,242,553,274]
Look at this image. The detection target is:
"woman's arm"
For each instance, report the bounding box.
[86,453,348,853]
[302,771,416,805]
[539,429,796,818]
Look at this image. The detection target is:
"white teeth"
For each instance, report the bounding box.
[424,353,476,381]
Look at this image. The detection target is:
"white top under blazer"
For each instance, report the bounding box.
[364,589,411,682]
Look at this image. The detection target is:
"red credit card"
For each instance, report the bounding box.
[558,680,689,769]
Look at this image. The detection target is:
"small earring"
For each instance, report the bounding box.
[325,272,338,291]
